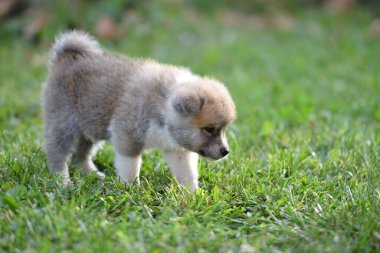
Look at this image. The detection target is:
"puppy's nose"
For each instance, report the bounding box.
[220,147,229,157]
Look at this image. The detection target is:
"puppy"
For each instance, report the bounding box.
[43,31,236,191]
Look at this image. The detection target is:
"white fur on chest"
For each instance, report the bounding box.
[144,122,179,151]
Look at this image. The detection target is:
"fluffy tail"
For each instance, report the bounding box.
[50,30,101,65]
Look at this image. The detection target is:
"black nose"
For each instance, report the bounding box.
[220,147,229,157]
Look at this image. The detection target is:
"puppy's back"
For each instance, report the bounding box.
[45,31,127,140]
[44,31,178,141]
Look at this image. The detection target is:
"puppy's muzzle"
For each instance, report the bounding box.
[198,147,229,160]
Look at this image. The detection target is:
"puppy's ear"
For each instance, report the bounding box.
[172,94,204,116]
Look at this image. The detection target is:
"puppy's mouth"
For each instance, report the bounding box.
[198,149,206,156]
[197,149,221,161]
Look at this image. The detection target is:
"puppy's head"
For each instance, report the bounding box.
[168,77,236,160]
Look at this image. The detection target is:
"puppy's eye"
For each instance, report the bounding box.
[202,127,216,135]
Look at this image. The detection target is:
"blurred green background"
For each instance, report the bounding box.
[1,0,380,147]
[1,0,380,43]
[1,1,380,252]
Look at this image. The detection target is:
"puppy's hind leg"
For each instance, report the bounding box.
[44,124,78,185]
[164,151,199,192]
[71,135,105,179]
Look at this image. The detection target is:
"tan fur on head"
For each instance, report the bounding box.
[190,78,236,127]
[43,30,236,191]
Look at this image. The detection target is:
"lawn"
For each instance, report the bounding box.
[0,5,379,253]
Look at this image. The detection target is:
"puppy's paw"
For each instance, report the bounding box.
[95,171,105,179]
[189,184,199,194]
[75,161,100,175]
[62,178,74,187]
[178,181,199,194]
[86,170,106,180]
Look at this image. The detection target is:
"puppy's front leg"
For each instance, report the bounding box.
[114,153,142,183]
[164,151,199,192]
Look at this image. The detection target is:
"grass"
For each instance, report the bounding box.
[0,5,379,252]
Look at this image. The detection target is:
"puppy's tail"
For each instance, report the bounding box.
[50,30,102,65]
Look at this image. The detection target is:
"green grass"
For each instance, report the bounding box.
[0,6,379,253]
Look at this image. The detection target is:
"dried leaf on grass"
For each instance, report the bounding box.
[0,0,21,17]
[95,16,125,41]
[217,8,294,31]
[368,18,380,38]
[23,8,49,39]
[324,0,356,12]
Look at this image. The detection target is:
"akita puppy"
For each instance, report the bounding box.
[43,31,236,191]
